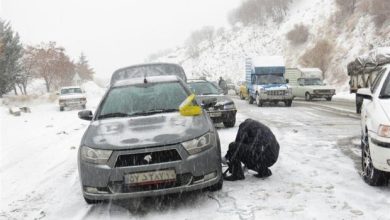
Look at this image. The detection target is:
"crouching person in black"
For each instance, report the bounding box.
[223,119,280,181]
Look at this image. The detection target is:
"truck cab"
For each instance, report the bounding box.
[246,56,293,107]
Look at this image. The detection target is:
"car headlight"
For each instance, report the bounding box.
[80,146,112,164]
[259,88,266,93]
[224,103,235,110]
[378,125,390,138]
[182,133,214,155]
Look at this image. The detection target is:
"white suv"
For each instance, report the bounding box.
[358,66,390,186]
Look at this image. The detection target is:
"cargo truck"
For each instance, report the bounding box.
[347,48,390,113]
[245,56,293,107]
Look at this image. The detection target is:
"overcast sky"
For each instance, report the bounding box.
[0,0,240,79]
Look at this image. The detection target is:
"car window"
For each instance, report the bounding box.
[188,82,221,95]
[61,88,82,94]
[380,71,390,98]
[371,69,385,93]
[98,82,188,117]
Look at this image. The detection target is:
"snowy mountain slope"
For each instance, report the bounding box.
[154,0,390,91]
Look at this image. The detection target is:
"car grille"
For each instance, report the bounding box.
[315,90,332,94]
[266,90,286,96]
[109,173,193,193]
[114,149,182,168]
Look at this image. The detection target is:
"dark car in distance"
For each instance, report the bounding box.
[187,79,237,128]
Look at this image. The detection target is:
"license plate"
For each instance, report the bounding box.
[124,170,176,185]
[209,112,221,117]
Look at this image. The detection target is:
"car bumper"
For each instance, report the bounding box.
[207,110,236,123]
[258,94,293,101]
[369,133,390,172]
[59,100,87,107]
[311,93,335,98]
[78,143,222,200]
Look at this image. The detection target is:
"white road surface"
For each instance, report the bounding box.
[1,94,390,220]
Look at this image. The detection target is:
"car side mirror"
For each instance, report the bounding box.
[78,110,93,121]
[357,88,372,100]
[286,79,289,83]
[179,94,202,116]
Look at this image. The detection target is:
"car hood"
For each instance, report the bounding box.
[195,94,234,105]
[59,93,86,100]
[379,99,390,121]
[258,84,289,90]
[81,112,211,150]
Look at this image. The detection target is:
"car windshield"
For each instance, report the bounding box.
[188,82,221,95]
[61,88,82,94]
[256,75,285,85]
[98,82,188,119]
[303,78,323,86]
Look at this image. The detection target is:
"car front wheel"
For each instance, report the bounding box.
[207,177,223,191]
[305,92,312,101]
[361,133,388,186]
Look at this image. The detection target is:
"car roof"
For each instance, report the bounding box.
[112,75,181,88]
[110,62,187,85]
[187,79,209,83]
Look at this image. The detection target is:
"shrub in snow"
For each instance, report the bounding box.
[286,24,309,45]
[300,39,334,77]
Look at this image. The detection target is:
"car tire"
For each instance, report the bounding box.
[60,106,64,111]
[82,104,86,109]
[208,177,223,192]
[326,97,332,101]
[248,96,254,104]
[305,92,312,101]
[361,133,388,186]
[84,196,104,204]
[356,95,363,114]
[223,118,236,128]
[256,94,263,107]
[285,100,292,107]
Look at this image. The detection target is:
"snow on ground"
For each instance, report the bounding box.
[1,89,390,219]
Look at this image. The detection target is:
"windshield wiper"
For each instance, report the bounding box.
[130,109,179,116]
[97,112,132,119]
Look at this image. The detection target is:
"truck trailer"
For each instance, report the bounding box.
[347,47,390,113]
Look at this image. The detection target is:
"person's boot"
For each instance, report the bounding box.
[254,168,272,178]
[223,160,245,181]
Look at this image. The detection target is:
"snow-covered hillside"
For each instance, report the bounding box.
[154,0,390,92]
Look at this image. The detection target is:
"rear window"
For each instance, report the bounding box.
[61,88,82,94]
[99,82,188,116]
[188,82,221,95]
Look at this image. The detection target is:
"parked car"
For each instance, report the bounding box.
[358,66,390,186]
[58,86,87,111]
[187,79,237,127]
[77,69,222,204]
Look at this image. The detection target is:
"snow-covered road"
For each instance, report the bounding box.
[1,95,390,220]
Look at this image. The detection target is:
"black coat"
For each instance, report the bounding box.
[226,119,279,171]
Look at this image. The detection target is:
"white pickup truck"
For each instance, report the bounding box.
[58,86,87,111]
[286,68,335,101]
[358,65,390,186]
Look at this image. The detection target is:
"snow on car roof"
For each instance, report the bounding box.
[112,75,181,87]
[251,56,285,67]
[299,68,322,74]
